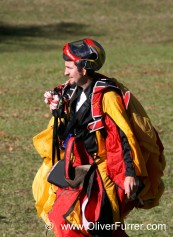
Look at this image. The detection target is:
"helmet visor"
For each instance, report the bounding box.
[69,40,92,59]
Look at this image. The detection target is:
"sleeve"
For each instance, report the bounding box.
[118,128,136,177]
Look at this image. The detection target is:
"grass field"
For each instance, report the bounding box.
[0,0,173,236]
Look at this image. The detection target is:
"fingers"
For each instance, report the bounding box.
[124,184,131,199]
[44,90,60,111]
[124,176,137,199]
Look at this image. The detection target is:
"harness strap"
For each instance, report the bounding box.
[64,136,76,180]
[52,110,61,165]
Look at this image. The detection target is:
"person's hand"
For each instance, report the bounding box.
[44,91,53,104]
[49,95,59,110]
[44,91,60,111]
[124,176,137,199]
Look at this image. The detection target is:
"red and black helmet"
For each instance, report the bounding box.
[63,38,106,71]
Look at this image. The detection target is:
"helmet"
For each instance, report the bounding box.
[63,38,106,71]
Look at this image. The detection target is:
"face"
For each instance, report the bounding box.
[64,61,87,86]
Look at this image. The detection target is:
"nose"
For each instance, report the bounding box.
[64,68,69,77]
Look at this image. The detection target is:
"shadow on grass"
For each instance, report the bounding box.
[0,21,101,52]
[0,21,90,38]
[0,215,8,223]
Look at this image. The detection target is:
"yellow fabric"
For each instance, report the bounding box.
[95,130,120,222]
[33,117,54,159]
[32,86,165,226]
[66,200,91,236]
[102,90,165,208]
[32,117,57,223]
[102,91,148,177]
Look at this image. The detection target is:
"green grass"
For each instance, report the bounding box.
[0,0,173,236]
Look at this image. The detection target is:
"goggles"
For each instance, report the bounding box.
[63,39,96,62]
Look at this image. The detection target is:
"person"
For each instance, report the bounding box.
[32,38,165,237]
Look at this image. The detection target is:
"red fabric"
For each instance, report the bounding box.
[73,140,93,166]
[91,89,103,118]
[104,114,126,189]
[104,114,127,206]
[65,137,75,179]
[48,139,104,237]
[91,81,127,207]
[85,172,103,222]
[73,140,104,222]
[87,119,104,132]
[48,187,84,237]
